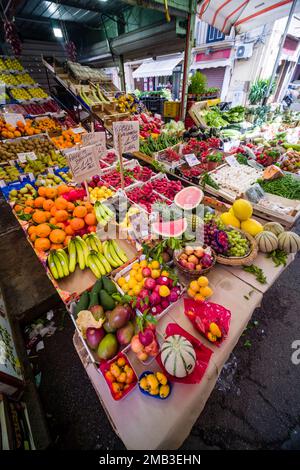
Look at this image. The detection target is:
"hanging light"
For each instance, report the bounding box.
[53,27,63,38]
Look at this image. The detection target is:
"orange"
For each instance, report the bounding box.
[24,207,33,214]
[43,199,54,211]
[84,213,97,226]
[34,237,51,252]
[38,187,47,197]
[14,204,23,213]
[70,217,85,231]
[84,202,94,213]
[50,206,57,217]
[73,206,87,218]
[49,217,57,225]
[49,229,66,244]
[25,199,35,207]
[55,210,69,222]
[34,197,46,208]
[55,222,66,230]
[65,224,75,236]
[57,184,70,195]
[44,211,51,221]
[55,197,68,210]
[45,187,57,199]
[50,243,64,250]
[30,232,37,242]
[28,225,37,235]
[64,235,72,247]
[67,202,75,212]
[32,210,48,224]
[35,223,51,238]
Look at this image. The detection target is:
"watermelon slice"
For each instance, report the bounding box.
[152,218,187,237]
[174,186,203,210]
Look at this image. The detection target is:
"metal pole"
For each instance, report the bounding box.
[180,0,197,120]
[263,0,298,105]
[118,54,126,92]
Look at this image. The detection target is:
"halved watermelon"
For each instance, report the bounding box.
[174,186,203,210]
[152,218,187,237]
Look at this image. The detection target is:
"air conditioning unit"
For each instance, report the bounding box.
[235,43,254,59]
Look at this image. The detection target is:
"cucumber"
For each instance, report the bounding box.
[74,291,89,317]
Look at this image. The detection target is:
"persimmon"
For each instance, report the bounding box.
[25,199,35,207]
[32,210,48,224]
[38,187,47,197]
[49,229,66,244]
[57,184,70,195]
[73,205,87,218]
[49,217,57,225]
[28,225,37,236]
[35,223,51,238]
[24,207,33,214]
[55,209,69,222]
[34,237,51,252]
[67,202,75,212]
[45,187,57,199]
[55,222,66,230]
[64,235,72,247]
[34,197,46,208]
[65,224,75,235]
[84,213,97,226]
[50,206,57,217]
[70,217,85,231]
[55,197,68,210]
[14,204,23,213]
[30,232,37,242]
[84,202,94,213]
[43,199,54,211]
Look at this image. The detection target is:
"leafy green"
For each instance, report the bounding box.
[188,71,207,94]
[257,174,300,200]
[266,249,288,267]
[242,264,267,284]
[201,172,219,189]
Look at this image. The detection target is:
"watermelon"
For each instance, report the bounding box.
[174,186,203,210]
[161,335,196,378]
[152,218,187,237]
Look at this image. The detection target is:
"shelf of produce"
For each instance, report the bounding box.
[72,265,264,450]
[221,251,295,294]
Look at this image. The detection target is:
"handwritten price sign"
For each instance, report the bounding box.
[113,121,139,154]
[82,132,107,159]
[66,145,99,183]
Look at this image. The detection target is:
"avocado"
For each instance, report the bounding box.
[74,291,89,317]
[88,291,99,309]
[90,278,103,297]
[102,276,117,295]
[99,289,116,311]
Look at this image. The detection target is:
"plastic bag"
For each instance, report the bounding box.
[156,323,213,384]
[184,298,231,347]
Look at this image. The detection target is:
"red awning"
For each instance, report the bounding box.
[197,0,300,34]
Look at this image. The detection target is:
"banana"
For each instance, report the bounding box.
[56,250,70,277]
[85,237,93,251]
[98,252,112,274]
[103,241,120,268]
[93,253,106,275]
[90,234,103,253]
[75,239,85,270]
[48,252,59,280]
[53,253,64,279]
[76,236,89,265]
[108,241,123,266]
[87,253,101,278]
[68,239,77,273]
[102,203,114,218]
[86,235,98,252]
[110,239,128,264]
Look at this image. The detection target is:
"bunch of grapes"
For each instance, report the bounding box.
[226,230,249,257]
[204,219,230,254]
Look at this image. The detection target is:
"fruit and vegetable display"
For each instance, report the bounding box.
[115,93,139,114]
[258,173,300,200]
[51,129,82,149]
[88,182,116,203]
[135,113,163,139]
[0,164,20,182]
[279,150,300,173]
[139,133,182,156]
[161,335,196,378]
[126,182,172,213]
[0,136,57,163]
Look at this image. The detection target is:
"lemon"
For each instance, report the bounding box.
[133,285,141,295]
[189,280,200,292]
[129,270,136,278]
[117,277,126,287]
[151,260,160,269]
[159,285,170,297]
[132,263,140,271]
[151,269,161,279]
[140,259,148,268]
[135,272,143,282]
[232,199,253,221]
[122,283,129,293]
[200,286,213,298]
[197,276,209,287]
[128,278,136,289]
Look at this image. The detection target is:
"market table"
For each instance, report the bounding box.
[74,265,266,450]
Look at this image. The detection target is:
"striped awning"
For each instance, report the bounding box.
[198,0,300,34]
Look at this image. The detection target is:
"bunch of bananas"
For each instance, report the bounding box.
[47,234,128,280]
[94,201,114,226]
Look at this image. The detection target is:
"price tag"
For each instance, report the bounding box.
[184,153,200,167]
[82,132,106,159]
[19,174,27,182]
[113,121,139,154]
[66,144,99,184]
[0,180,6,188]
[3,113,25,128]
[17,152,37,163]
[71,127,85,134]
[28,173,35,181]
[223,140,240,153]
[225,155,240,167]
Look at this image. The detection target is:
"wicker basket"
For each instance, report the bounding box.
[173,247,216,280]
[216,227,258,266]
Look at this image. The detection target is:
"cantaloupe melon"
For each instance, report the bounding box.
[277,231,300,254]
[263,222,284,237]
[161,335,196,378]
[255,231,278,253]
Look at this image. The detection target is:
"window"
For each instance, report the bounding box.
[206,25,224,43]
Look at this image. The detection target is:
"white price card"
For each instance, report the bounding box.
[184,153,200,167]
[225,155,239,167]
[71,127,85,134]
[66,144,99,184]
[113,121,139,154]
[223,140,240,153]
[17,151,37,163]
[0,180,6,188]
[82,132,106,159]
[3,113,25,128]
